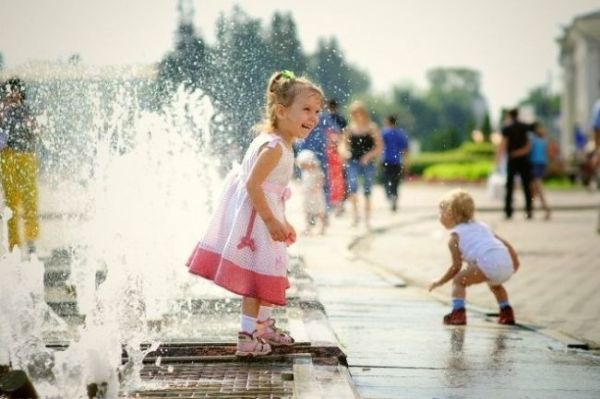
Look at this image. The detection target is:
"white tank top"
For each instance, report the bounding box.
[451,221,508,265]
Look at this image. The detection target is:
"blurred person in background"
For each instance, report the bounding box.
[0,78,40,254]
[296,150,327,235]
[380,115,409,212]
[324,99,346,216]
[592,97,600,153]
[295,99,344,215]
[496,108,533,220]
[529,122,551,220]
[343,101,383,229]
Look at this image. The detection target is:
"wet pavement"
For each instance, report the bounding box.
[9,180,600,397]
[39,248,357,398]
[291,184,600,398]
[333,184,600,347]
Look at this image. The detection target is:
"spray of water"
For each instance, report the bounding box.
[0,82,224,397]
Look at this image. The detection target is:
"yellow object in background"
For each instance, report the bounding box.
[0,148,39,251]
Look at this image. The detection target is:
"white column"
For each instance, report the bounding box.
[585,38,600,129]
[560,50,575,156]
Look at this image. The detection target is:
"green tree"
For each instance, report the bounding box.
[268,12,307,74]
[309,37,369,102]
[347,65,371,96]
[0,52,5,70]
[422,67,484,150]
[209,7,273,150]
[427,67,481,96]
[156,21,210,98]
[519,85,560,137]
[480,112,492,139]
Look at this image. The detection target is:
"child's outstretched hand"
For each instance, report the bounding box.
[265,218,290,242]
[428,281,441,292]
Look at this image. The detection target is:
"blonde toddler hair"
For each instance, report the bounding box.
[439,189,475,224]
[255,71,323,133]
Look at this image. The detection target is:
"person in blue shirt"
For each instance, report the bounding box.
[592,98,600,151]
[573,124,587,154]
[381,115,409,211]
[295,110,339,208]
[529,122,551,220]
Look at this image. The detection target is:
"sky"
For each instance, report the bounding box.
[1,0,598,120]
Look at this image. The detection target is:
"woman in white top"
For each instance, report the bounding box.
[428,189,520,326]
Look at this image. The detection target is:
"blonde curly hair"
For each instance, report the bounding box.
[439,189,475,224]
[255,71,323,133]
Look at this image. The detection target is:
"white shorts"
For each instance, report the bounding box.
[475,249,514,286]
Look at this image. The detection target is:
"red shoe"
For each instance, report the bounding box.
[498,306,515,325]
[443,308,466,325]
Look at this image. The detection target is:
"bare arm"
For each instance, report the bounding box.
[338,129,351,160]
[495,137,507,166]
[363,125,383,164]
[401,150,410,177]
[246,144,289,242]
[429,234,462,291]
[495,234,520,272]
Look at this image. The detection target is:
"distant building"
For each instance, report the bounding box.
[558,10,600,154]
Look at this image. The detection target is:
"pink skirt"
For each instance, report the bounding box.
[187,176,291,305]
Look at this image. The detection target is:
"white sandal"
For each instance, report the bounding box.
[256,318,295,347]
[235,331,272,357]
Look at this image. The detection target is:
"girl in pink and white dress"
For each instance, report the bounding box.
[187,71,323,357]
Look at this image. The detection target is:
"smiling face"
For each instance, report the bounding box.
[276,88,322,143]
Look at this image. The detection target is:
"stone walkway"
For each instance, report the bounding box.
[290,184,600,398]
[5,180,600,397]
[304,183,600,347]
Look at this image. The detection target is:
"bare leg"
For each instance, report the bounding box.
[531,179,551,219]
[364,196,371,228]
[530,180,538,200]
[488,284,509,303]
[242,297,260,318]
[304,212,312,235]
[348,194,358,226]
[451,263,489,299]
[318,213,327,234]
[536,180,551,219]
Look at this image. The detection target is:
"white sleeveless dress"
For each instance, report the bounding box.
[187,133,294,305]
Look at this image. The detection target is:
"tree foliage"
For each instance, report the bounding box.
[519,85,560,137]
[157,6,370,154]
[308,37,370,103]
[356,68,485,151]
[157,6,490,153]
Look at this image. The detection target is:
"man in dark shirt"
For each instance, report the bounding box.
[327,99,347,131]
[497,108,533,219]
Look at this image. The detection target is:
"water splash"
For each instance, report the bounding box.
[0,208,63,391]
[1,81,224,397]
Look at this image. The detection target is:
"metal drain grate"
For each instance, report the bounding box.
[129,361,294,398]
